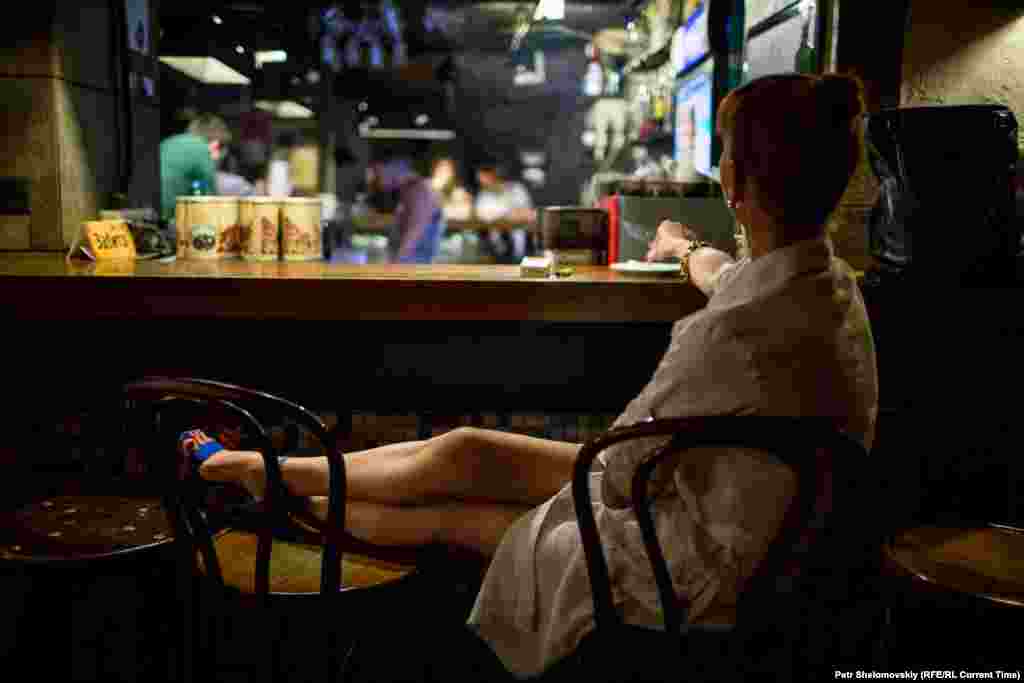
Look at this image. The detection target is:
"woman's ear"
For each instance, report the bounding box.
[720,156,738,200]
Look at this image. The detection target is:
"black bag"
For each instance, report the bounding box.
[864,105,1019,286]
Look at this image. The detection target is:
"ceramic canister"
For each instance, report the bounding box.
[239,197,281,261]
[175,197,194,259]
[281,197,322,261]
[188,197,240,260]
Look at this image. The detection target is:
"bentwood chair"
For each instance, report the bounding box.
[343,415,883,682]
[0,385,179,681]
[122,377,421,683]
[555,415,882,682]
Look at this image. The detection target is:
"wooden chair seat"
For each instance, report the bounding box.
[199,529,414,595]
[885,524,1024,607]
[1,492,173,563]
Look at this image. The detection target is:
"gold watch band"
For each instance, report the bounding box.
[680,240,711,284]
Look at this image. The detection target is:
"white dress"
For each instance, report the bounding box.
[467,237,879,678]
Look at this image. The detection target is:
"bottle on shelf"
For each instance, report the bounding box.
[794,1,817,73]
[583,43,606,97]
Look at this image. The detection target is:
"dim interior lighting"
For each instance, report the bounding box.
[359,127,456,141]
[212,15,223,25]
[236,45,246,54]
[254,100,315,119]
[534,0,565,21]
[254,50,288,68]
[415,114,430,126]
[159,56,251,85]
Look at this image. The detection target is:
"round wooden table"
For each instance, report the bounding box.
[885,524,1024,608]
[882,524,1024,670]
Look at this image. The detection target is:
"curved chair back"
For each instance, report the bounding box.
[570,415,875,678]
[122,377,346,598]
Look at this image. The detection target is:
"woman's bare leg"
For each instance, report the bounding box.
[309,497,532,556]
[198,440,425,499]
[341,427,581,506]
[199,427,580,508]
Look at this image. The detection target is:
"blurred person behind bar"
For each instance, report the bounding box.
[367,155,445,264]
[474,161,537,264]
[160,113,231,222]
[431,156,474,221]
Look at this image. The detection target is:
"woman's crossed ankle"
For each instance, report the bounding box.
[180,429,269,500]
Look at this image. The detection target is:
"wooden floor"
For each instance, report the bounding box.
[3,550,1020,681]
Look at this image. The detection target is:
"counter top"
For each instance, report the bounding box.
[1,253,706,323]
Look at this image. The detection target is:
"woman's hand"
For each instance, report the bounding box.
[646,220,697,262]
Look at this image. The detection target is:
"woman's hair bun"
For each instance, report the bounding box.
[815,73,865,122]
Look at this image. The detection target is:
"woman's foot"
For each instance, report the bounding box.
[180,429,267,499]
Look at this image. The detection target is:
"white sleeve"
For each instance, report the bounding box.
[512,183,533,210]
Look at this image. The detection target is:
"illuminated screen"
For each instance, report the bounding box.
[671,1,710,75]
[675,60,715,180]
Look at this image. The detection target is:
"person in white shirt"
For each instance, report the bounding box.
[185,72,878,680]
[473,162,537,263]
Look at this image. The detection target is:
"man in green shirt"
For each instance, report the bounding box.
[160,114,231,222]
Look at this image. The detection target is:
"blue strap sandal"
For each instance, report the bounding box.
[179,429,225,478]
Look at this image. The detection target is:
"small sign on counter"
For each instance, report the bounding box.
[66,221,137,261]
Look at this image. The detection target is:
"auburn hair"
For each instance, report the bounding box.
[717,73,866,236]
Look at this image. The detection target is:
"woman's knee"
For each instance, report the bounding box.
[429,427,490,473]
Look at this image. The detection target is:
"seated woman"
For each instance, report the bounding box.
[184,73,877,679]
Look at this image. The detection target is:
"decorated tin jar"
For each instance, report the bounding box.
[239,197,281,261]
[188,197,240,260]
[281,197,322,261]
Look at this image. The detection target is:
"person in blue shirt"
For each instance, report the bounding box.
[367,155,444,264]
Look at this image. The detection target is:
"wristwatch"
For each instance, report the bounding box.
[679,240,711,285]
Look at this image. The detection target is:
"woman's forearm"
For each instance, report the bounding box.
[681,244,734,297]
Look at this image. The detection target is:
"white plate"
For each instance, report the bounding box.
[610,260,681,275]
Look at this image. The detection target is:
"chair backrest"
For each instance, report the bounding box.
[571,415,876,673]
[122,377,346,599]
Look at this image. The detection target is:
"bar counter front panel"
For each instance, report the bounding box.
[2,254,707,414]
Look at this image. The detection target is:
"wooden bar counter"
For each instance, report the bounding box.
[0,253,705,323]
[1,252,705,417]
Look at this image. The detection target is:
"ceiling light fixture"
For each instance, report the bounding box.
[159,56,251,85]
[254,100,315,119]
[235,45,246,54]
[534,0,565,22]
[212,15,223,25]
[254,50,288,68]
